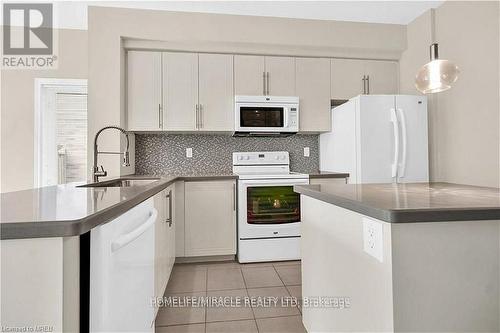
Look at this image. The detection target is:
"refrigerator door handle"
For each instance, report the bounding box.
[396,108,408,178]
[390,108,400,178]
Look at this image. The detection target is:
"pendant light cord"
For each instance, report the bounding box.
[431,8,436,44]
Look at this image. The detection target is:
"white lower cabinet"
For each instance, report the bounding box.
[184,180,237,257]
[153,186,175,306]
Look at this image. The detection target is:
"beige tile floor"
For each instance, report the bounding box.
[155,260,305,333]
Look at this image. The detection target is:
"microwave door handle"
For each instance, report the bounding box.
[283,107,289,128]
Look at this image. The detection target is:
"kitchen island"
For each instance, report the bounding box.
[294,182,500,333]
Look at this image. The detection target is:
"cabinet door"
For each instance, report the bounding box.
[330,58,365,100]
[164,186,175,280]
[265,56,295,96]
[163,52,198,130]
[153,190,167,301]
[127,51,162,131]
[296,57,331,132]
[198,54,234,131]
[185,180,237,256]
[234,55,265,95]
[364,60,399,95]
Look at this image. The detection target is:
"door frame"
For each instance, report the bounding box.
[34,78,88,188]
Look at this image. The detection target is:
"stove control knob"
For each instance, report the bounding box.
[275,156,280,160]
[280,155,286,160]
[244,156,250,160]
[238,156,244,161]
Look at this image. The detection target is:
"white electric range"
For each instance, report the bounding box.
[232,151,309,263]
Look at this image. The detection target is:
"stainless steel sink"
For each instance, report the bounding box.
[79,178,160,188]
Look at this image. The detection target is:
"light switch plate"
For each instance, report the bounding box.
[186,148,193,158]
[363,217,383,262]
[304,147,310,157]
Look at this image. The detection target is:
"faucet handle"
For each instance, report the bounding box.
[94,165,107,177]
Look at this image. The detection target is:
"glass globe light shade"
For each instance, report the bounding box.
[415,59,460,94]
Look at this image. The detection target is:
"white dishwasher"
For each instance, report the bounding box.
[90,198,156,332]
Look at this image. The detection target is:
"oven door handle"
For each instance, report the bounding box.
[239,179,309,186]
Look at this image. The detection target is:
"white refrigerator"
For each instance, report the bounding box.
[320,95,429,184]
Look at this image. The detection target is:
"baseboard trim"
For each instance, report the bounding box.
[175,254,236,264]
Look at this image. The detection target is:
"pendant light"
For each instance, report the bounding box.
[415,9,460,94]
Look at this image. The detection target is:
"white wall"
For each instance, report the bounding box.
[400,1,500,188]
[1,29,88,192]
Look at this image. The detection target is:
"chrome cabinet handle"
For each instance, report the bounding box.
[366,75,370,94]
[165,189,172,226]
[262,72,266,95]
[195,104,199,129]
[362,75,366,94]
[266,72,270,95]
[158,104,162,129]
[199,104,203,129]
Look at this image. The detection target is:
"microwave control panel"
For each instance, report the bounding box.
[289,107,298,127]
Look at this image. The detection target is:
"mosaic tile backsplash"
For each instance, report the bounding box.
[135,134,320,175]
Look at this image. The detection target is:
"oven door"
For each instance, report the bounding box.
[238,178,309,239]
[235,103,290,132]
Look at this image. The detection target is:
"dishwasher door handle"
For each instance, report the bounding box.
[111,208,158,252]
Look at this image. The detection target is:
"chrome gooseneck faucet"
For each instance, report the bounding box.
[93,126,130,182]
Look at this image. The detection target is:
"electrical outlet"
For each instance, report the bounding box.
[363,217,383,262]
[186,148,193,158]
[304,147,310,157]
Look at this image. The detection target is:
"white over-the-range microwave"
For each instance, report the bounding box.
[234,95,299,136]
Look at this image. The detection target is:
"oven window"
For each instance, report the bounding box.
[240,107,284,127]
[247,186,300,224]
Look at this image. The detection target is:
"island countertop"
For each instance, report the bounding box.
[0,173,237,240]
[294,182,500,223]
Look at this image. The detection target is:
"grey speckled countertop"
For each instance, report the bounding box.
[1,171,347,240]
[1,174,237,240]
[294,182,500,223]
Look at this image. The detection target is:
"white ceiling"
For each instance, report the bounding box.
[26,1,444,30]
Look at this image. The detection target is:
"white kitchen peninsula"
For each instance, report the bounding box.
[295,182,500,333]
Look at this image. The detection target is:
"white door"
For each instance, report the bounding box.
[395,95,429,183]
[163,52,198,130]
[357,95,397,183]
[265,56,295,96]
[127,51,162,131]
[364,60,399,95]
[164,186,176,280]
[153,190,167,305]
[35,79,88,188]
[198,53,234,131]
[296,57,331,132]
[331,58,365,100]
[234,55,266,95]
[184,180,236,256]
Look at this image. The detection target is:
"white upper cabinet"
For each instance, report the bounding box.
[364,60,399,95]
[234,55,266,95]
[296,57,331,132]
[234,55,295,96]
[127,50,398,133]
[162,52,199,131]
[127,51,162,131]
[198,54,234,131]
[331,58,366,100]
[331,58,399,100]
[264,56,296,96]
